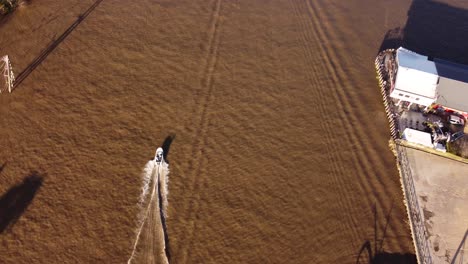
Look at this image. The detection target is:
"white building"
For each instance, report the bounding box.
[391,47,438,107]
[402,128,433,148]
[390,47,468,116]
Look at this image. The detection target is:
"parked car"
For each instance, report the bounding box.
[449,115,465,126]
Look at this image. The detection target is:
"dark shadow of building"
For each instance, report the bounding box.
[380,0,468,65]
[372,252,417,264]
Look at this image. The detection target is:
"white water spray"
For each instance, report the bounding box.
[128,153,170,264]
[139,161,155,210]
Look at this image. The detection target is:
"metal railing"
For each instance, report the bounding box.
[375,49,399,140]
[397,145,433,264]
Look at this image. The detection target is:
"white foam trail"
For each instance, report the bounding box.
[139,160,155,208]
[128,158,170,264]
[128,161,157,264]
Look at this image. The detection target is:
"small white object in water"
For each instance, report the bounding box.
[155,147,163,164]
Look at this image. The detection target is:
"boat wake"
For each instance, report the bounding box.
[128,149,170,264]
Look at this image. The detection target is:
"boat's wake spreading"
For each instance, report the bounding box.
[128,158,170,264]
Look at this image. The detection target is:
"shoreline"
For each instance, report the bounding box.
[375,51,433,264]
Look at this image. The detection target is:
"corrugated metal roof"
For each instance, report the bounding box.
[436,77,468,112]
[435,59,468,83]
[397,47,438,75]
[433,56,468,112]
[397,47,468,113]
[394,67,438,98]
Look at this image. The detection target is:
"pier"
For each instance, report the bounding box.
[376,50,468,264]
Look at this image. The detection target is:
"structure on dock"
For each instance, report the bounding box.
[0,55,15,93]
[391,48,439,108]
[402,128,433,148]
[390,47,468,116]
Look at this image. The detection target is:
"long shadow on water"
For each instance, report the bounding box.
[12,0,104,89]
[355,203,416,264]
[379,0,468,65]
[0,172,44,233]
[160,134,176,163]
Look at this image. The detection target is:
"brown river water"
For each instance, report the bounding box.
[1,0,468,263]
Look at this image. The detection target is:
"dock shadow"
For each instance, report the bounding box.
[378,27,404,52]
[372,252,417,264]
[12,0,104,89]
[356,240,416,264]
[356,202,416,264]
[379,0,468,64]
[160,134,176,163]
[0,172,44,233]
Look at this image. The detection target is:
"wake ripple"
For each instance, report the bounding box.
[128,157,170,264]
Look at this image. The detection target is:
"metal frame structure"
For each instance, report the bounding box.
[0,55,15,93]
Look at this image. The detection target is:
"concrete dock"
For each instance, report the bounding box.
[404,147,468,263]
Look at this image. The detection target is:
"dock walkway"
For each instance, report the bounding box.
[404,147,468,264]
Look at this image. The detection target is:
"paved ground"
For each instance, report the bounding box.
[397,108,444,134]
[399,110,427,132]
[406,148,468,263]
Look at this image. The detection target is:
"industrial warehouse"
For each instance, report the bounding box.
[378,47,468,157]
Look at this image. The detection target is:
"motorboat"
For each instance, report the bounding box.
[155,147,163,164]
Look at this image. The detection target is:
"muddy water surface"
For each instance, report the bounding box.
[1,0,467,263]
